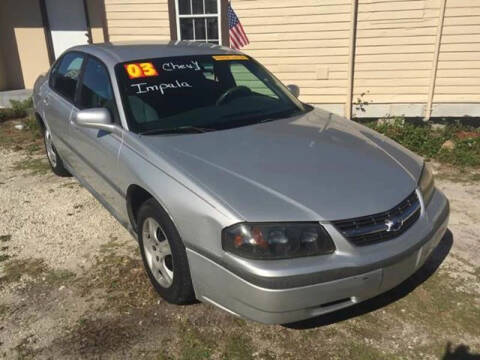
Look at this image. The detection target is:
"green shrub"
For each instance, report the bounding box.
[10,97,33,113]
[0,108,19,122]
[366,118,480,168]
[0,97,33,122]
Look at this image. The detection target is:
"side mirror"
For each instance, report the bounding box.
[287,84,300,98]
[73,108,121,135]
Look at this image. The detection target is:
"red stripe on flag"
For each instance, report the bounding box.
[231,26,246,48]
[237,23,249,45]
[232,28,243,48]
[232,26,245,47]
[229,30,240,49]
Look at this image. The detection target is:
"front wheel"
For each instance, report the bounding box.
[44,128,71,177]
[137,198,195,304]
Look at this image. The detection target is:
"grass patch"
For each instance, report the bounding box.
[0,303,9,318]
[14,334,39,360]
[470,173,480,182]
[433,166,480,183]
[76,251,158,312]
[344,342,398,360]
[12,157,50,176]
[52,317,136,357]
[0,98,42,154]
[24,142,41,155]
[222,333,254,360]
[0,234,12,242]
[59,181,80,189]
[44,269,76,285]
[0,257,73,288]
[386,270,480,336]
[0,254,11,262]
[0,118,43,153]
[0,258,47,285]
[179,327,214,360]
[365,119,480,168]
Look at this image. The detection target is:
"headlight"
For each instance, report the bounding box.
[419,163,434,206]
[222,222,335,260]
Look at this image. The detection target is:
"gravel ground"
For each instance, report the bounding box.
[1,145,479,359]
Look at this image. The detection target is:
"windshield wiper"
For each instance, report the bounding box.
[139,126,214,135]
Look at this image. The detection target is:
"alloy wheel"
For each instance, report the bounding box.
[45,129,57,168]
[142,217,174,288]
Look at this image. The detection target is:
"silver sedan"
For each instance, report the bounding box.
[33,42,449,324]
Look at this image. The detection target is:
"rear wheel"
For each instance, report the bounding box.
[44,128,70,177]
[137,198,195,304]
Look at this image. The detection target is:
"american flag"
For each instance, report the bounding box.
[227,2,249,50]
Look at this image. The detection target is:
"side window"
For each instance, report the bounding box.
[50,53,84,102]
[229,63,277,98]
[78,57,117,119]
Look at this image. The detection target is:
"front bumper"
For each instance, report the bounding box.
[186,188,449,324]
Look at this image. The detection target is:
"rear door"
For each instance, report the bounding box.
[45,52,85,162]
[67,56,126,219]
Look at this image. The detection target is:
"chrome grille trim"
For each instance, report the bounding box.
[332,191,421,246]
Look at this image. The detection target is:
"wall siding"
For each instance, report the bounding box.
[434,0,480,103]
[234,0,352,105]
[352,0,440,107]
[105,0,170,42]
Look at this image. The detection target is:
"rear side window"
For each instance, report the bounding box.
[78,57,116,117]
[50,52,84,102]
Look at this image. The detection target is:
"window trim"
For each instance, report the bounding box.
[48,51,86,105]
[170,0,229,46]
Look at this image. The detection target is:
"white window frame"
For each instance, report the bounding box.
[175,0,222,45]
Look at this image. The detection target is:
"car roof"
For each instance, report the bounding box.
[69,41,241,67]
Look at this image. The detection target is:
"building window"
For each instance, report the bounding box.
[175,0,222,44]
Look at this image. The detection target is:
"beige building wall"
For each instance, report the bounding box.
[14,26,51,89]
[434,0,480,103]
[105,0,170,42]
[236,0,352,108]
[0,0,51,90]
[353,0,440,105]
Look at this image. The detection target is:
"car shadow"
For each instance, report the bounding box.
[284,229,453,330]
[442,342,480,360]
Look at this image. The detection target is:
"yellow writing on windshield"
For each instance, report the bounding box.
[124,62,159,79]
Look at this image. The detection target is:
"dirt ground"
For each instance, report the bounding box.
[1,126,479,359]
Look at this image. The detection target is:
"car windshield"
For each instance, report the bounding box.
[115,55,310,134]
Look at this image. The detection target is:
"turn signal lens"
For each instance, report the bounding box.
[419,163,435,206]
[222,223,335,260]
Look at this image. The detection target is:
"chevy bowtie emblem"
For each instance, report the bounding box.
[385,217,404,232]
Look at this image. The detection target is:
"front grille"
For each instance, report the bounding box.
[332,191,421,246]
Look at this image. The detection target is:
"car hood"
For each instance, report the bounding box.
[140,109,423,221]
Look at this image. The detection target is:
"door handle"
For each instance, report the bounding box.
[43,96,49,106]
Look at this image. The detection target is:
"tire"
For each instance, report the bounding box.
[137,198,195,304]
[44,128,71,177]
